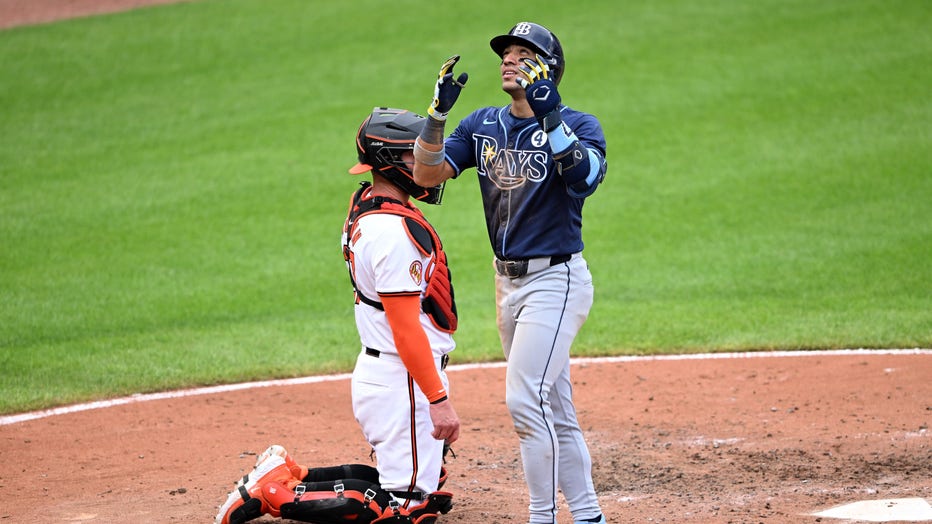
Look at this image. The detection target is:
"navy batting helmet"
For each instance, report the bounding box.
[349,107,445,205]
[490,22,564,85]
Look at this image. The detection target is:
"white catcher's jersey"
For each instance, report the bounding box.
[344,212,455,357]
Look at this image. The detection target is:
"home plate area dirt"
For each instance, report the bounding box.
[0,350,930,523]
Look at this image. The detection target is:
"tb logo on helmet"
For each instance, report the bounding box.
[513,22,534,36]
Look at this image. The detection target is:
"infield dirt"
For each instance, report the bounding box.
[1,351,930,522]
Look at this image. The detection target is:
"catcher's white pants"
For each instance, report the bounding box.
[496,254,602,524]
[351,350,448,505]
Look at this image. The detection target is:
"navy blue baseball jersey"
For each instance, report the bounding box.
[443,105,607,260]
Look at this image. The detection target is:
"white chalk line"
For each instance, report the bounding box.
[2,348,929,427]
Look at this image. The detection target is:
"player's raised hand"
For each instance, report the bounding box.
[517,54,562,131]
[428,55,469,122]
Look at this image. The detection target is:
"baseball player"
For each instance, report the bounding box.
[215,107,459,524]
[412,22,608,524]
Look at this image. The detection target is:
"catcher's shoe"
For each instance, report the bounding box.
[252,444,308,482]
[215,454,299,524]
[371,500,414,523]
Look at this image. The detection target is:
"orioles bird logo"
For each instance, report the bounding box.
[409,261,423,285]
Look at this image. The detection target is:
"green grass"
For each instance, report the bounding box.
[1,0,929,414]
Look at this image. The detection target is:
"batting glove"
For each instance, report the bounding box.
[517,55,562,132]
[428,55,469,122]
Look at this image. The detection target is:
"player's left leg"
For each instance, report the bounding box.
[550,256,603,523]
[551,364,602,522]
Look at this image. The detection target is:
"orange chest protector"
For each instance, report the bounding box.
[342,182,458,334]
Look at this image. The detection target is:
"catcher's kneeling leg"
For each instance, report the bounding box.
[280,478,453,524]
[279,478,391,524]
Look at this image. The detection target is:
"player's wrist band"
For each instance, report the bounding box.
[415,139,445,166]
[420,115,446,144]
[547,123,575,153]
[427,105,449,122]
[430,394,448,404]
[539,109,563,132]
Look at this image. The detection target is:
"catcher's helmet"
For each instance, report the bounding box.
[349,107,445,205]
[490,21,564,85]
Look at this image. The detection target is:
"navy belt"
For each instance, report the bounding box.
[494,254,572,278]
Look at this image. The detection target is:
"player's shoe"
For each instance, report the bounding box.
[574,514,607,524]
[250,444,308,483]
[214,453,299,524]
[407,491,453,524]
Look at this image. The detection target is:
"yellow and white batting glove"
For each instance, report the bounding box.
[428,55,469,122]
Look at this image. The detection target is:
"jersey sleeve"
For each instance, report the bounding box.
[443,110,486,177]
[369,217,427,298]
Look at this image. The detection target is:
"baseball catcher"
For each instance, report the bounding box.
[215,107,459,524]
[214,445,452,524]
